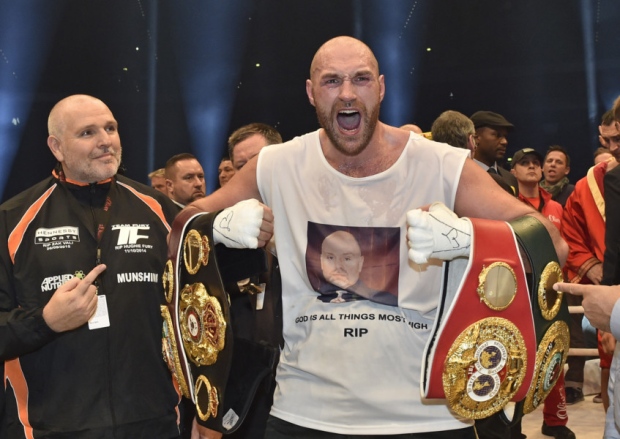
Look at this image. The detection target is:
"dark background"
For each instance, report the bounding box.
[1,0,619,200]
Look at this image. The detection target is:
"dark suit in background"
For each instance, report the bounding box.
[497,166,519,196]
[603,165,620,285]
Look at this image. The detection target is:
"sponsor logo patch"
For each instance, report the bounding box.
[112,224,153,253]
[117,272,159,283]
[41,270,84,292]
[35,226,79,251]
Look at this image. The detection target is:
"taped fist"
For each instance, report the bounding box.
[213,199,274,249]
[407,202,472,264]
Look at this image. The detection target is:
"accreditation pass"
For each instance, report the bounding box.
[88,295,110,330]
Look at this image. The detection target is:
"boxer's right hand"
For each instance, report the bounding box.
[407,202,472,264]
[213,199,274,248]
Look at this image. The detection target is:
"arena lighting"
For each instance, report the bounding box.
[580,0,598,137]
[357,1,430,127]
[0,1,59,200]
[146,0,158,176]
[586,0,620,121]
[166,1,252,193]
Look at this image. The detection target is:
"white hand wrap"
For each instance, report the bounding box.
[407,202,472,264]
[213,199,264,249]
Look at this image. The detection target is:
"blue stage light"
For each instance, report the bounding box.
[0,1,60,199]
[165,0,252,193]
[358,1,430,128]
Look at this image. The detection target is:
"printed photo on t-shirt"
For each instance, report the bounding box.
[306,222,400,306]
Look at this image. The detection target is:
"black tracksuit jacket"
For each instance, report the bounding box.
[0,173,181,438]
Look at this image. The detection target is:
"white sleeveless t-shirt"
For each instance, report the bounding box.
[256,130,470,434]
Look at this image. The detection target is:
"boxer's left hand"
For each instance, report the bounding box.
[213,199,274,248]
[407,202,472,264]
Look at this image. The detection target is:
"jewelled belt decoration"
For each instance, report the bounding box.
[522,321,570,413]
[538,262,564,321]
[162,209,273,433]
[163,260,174,304]
[509,216,570,415]
[179,282,226,366]
[195,374,219,421]
[161,305,191,398]
[162,210,233,427]
[422,218,537,419]
[183,229,210,275]
[443,317,527,419]
[477,262,518,311]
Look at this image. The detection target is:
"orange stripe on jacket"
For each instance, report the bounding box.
[116,182,171,232]
[5,359,34,439]
[8,185,57,264]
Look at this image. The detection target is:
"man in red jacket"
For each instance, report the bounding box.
[511,148,563,228]
[563,110,620,413]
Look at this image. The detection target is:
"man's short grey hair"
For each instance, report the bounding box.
[431,110,475,150]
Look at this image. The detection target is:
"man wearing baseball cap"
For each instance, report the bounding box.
[471,110,519,195]
[511,148,562,228]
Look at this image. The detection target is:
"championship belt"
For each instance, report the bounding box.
[422,218,537,420]
[162,210,274,433]
[509,216,570,415]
